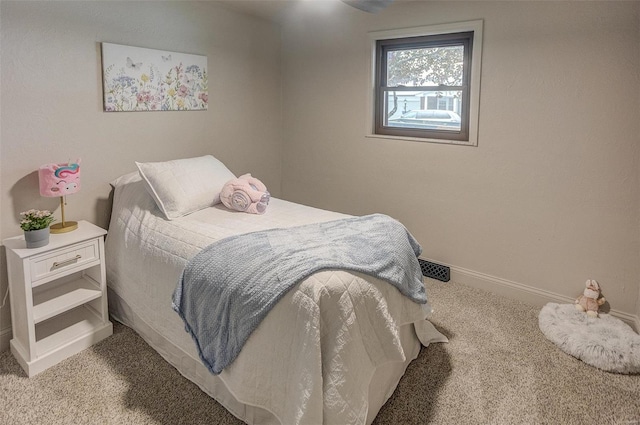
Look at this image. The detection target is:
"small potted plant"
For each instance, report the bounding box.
[20,209,55,248]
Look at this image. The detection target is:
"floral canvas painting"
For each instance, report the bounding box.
[101,43,208,112]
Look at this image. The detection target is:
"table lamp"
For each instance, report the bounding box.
[38,160,81,233]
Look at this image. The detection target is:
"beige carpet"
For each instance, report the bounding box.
[1,280,639,425]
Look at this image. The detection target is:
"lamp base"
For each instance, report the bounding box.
[50,221,78,234]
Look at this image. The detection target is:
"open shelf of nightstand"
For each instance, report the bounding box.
[35,305,106,357]
[32,274,102,323]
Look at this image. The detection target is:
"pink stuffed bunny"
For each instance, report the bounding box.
[220,174,270,214]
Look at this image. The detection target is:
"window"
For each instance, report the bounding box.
[369,21,483,146]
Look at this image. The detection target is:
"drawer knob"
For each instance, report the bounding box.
[52,255,82,269]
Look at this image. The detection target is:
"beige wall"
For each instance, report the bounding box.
[280,1,640,317]
[0,1,282,341]
[1,0,638,345]
[637,3,640,329]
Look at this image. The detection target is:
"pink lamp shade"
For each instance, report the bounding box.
[38,161,81,197]
[38,161,81,233]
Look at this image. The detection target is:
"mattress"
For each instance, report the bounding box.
[105,172,446,425]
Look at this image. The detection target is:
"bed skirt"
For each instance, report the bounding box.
[108,287,422,425]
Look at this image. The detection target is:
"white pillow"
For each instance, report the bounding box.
[136,155,235,220]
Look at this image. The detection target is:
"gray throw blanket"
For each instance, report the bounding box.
[172,213,427,375]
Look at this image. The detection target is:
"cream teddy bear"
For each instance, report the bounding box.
[575,279,606,318]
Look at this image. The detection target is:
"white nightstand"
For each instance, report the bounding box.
[3,220,113,377]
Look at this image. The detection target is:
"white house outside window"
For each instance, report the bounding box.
[368,21,483,146]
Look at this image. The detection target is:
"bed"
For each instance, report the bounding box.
[105,156,446,425]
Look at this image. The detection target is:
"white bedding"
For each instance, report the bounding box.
[105,172,446,425]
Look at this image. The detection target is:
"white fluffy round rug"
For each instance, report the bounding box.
[538,302,640,374]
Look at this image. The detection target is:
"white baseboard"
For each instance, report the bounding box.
[422,258,639,332]
[0,327,12,352]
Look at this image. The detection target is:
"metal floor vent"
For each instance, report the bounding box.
[418,259,450,282]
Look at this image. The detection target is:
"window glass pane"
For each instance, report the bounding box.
[384,90,463,132]
[386,45,464,87]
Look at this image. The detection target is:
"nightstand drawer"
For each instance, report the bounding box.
[29,240,100,285]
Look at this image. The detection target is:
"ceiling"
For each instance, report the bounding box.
[216,0,293,22]
[216,0,399,22]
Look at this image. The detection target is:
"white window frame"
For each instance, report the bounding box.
[366,20,483,146]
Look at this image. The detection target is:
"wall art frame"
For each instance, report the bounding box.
[101,43,208,112]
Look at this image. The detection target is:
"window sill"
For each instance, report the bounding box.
[365,133,476,146]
